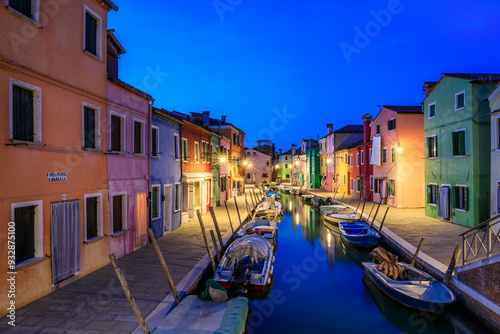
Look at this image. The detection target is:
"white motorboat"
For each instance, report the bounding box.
[236,219,277,247]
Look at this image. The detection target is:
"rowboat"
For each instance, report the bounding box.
[323,207,361,224]
[214,235,274,291]
[339,221,380,249]
[265,191,280,200]
[319,204,347,216]
[281,187,291,194]
[362,247,455,312]
[236,219,277,247]
[301,194,314,203]
[253,209,279,221]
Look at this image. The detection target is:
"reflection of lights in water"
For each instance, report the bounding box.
[327,232,331,247]
[295,213,299,224]
[289,202,292,210]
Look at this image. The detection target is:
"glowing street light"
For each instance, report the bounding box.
[243,161,248,166]
[220,156,226,162]
[327,158,331,163]
[275,164,279,168]
[396,147,403,153]
[295,161,299,165]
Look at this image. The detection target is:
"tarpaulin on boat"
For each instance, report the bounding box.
[370,247,406,280]
[226,235,271,261]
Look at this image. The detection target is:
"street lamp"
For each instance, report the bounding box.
[220,156,226,162]
[327,158,331,163]
[295,161,299,165]
[243,161,248,166]
[275,164,279,168]
[396,147,403,153]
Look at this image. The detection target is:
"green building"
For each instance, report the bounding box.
[278,148,293,183]
[423,73,500,227]
[210,133,221,206]
[306,139,321,188]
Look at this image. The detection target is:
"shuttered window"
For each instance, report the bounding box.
[151,127,158,157]
[427,136,438,158]
[388,179,395,197]
[84,107,96,149]
[455,186,469,211]
[175,184,180,211]
[112,195,123,232]
[111,115,122,151]
[427,184,438,205]
[12,85,34,142]
[174,135,179,159]
[152,186,159,218]
[452,130,466,156]
[86,197,98,239]
[15,206,36,264]
[134,121,142,154]
[194,142,199,162]
[10,0,32,18]
[107,54,118,78]
[85,12,97,56]
[382,148,387,164]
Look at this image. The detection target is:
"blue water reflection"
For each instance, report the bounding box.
[247,195,493,334]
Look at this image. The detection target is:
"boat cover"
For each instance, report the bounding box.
[370,247,406,280]
[226,235,271,262]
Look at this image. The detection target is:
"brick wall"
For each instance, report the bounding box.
[458,262,500,305]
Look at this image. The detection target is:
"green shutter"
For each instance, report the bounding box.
[452,132,458,156]
[458,131,466,155]
[454,187,459,208]
[435,186,439,204]
[427,185,432,204]
[464,187,469,211]
[425,138,430,158]
[434,138,438,157]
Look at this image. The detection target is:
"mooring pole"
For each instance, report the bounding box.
[234,196,243,229]
[147,229,181,305]
[209,207,224,250]
[210,230,221,261]
[378,207,389,233]
[109,254,150,334]
[410,238,425,267]
[370,199,383,227]
[444,244,462,285]
[224,201,235,234]
[196,210,217,273]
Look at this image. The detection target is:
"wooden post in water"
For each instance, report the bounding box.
[196,210,217,273]
[147,229,181,305]
[360,199,367,218]
[444,244,462,285]
[410,238,425,267]
[377,207,390,233]
[370,200,383,227]
[249,191,256,208]
[245,196,252,221]
[210,230,221,261]
[234,197,243,229]
[224,201,235,234]
[367,202,376,222]
[209,207,224,250]
[109,254,150,334]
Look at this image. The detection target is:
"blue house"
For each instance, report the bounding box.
[151,107,183,238]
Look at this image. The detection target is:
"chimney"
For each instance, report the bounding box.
[309,139,313,149]
[292,144,296,155]
[279,149,282,155]
[203,110,210,126]
[327,123,333,134]
[221,115,226,123]
[423,82,437,97]
[362,114,372,144]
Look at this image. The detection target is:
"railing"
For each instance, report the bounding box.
[460,214,500,265]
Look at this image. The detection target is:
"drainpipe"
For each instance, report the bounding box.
[148,99,154,236]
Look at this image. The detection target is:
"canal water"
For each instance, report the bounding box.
[246,194,494,334]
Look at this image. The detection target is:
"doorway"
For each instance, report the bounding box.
[164,185,172,233]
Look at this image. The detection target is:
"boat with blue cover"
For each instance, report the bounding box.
[339,221,380,249]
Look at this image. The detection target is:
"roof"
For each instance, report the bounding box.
[107,30,126,56]
[281,149,293,155]
[333,125,363,133]
[335,139,364,152]
[382,105,423,114]
[96,0,118,11]
[253,145,273,152]
[487,81,500,100]
[108,76,153,101]
[442,73,500,82]
[152,107,183,124]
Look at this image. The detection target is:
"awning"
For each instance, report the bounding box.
[183,172,213,182]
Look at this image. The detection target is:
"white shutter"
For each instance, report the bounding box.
[371,136,381,165]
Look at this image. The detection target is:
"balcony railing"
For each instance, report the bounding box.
[460,214,500,265]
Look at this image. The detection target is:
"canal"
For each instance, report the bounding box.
[246,194,494,334]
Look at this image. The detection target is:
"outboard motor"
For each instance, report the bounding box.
[231,256,254,293]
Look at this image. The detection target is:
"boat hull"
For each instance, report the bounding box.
[362,262,455,312]
[339,222,380,249]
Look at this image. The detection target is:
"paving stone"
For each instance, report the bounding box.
[83,320,116,331]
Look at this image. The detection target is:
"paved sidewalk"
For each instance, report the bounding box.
[304,188,469,266]
[0,191,257,334]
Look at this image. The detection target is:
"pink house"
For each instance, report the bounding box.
[370,106,425,208]
[106,31,153,259]
[245,148,271,184]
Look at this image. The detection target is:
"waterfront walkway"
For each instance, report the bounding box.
[0,193,253,333]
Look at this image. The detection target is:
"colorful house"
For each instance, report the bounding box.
[151,108,183,238]
[358,114,374,201]
[423,74,500,227]
[306,139,320,188]
[245,148,271,184]
[326,124,363,192]
[299,139,310,186]
[291,144,301,186]
[0,0,117,315]
[348,140,364,198]
[253,140,277,182]
[278,148,293,183]
[210,133,221,207]
[488,82,500,217]
[106,32,153,258]
[334,143,354,196]
[370,106,424,208]
[318,137,327,189]
[219,136,231,204]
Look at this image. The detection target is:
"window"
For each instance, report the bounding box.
[454,185,469,211]
[286,174,290,179]
[173,183,180,212]
[266,161,270,166]
[343,174,346,186]
[388,118,396,131]
[369,148,373,164]
[151,185,160,219]
[388,179,395,197]
[84,6,102,58]
[350,154,353,167]
[427,184,438,205]
[370,176,374,191]
[151,127,159,157]
[382,148,387,164]
[10,79,42,143]
[285,164,288,169]
[112,193,126,233]
[428,102,436,118]
[110,112,125,152]
[233,133,236,143]
[356,153,359,167]
[455,91,465,110]
[85,194,102,240]
[247,173,251,179]
[285,156,288,160]
[237,135,240,145]
[247,152,250,156]
[133,120,145,154]
[357,178,361,192]
[495,117,500,151]
[83,103,100,149]
[194,142,199,162]
[12,201,42,264]
[262,173,268,178]
[391,147,396,163]
[201,141,206,162]
[361,150,364,164]
[220,177,226,192]
[452,129,466,156]
[173,134,179,159]
[253,152,256,156]
[351,178,354,192]
[344,153,348,164]
[181,139,188,161]
[376,124,380,134]
[8,0,39,22]
[374,178,380,193]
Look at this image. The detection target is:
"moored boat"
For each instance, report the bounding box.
[281,187,291,194]
[323,207,361,224]
[339,221,380,249]
[301,194,314,203]
[214,235,274,291]
[319,204,347,216]
[236,219,277,247]
[362,247,455,312]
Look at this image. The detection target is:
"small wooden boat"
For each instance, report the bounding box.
[319,204,346,216]
[253,209,279,221]
[301,194,314,203]
[339,221,380,249]
[281,187,291,194]
[236,219,277,247]
[311,197,321,207]
[362,247,455,312]
[214,235,274,291]
[290,189,299,196]
[265,191,280,200]
[323,207,361,224]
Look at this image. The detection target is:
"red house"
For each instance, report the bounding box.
[358,114,373,201]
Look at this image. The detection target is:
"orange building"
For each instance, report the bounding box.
[0,0,118,315]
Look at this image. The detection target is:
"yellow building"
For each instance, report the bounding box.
[334,147,351,196]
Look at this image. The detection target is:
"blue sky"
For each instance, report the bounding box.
[108,0,500,150]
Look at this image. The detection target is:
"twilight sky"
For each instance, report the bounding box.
[108,0,500,150]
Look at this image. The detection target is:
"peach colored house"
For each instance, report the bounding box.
[0,0,117,316]
[245,148,271,184]
[106,31,153,259]
[370,106,425,208]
